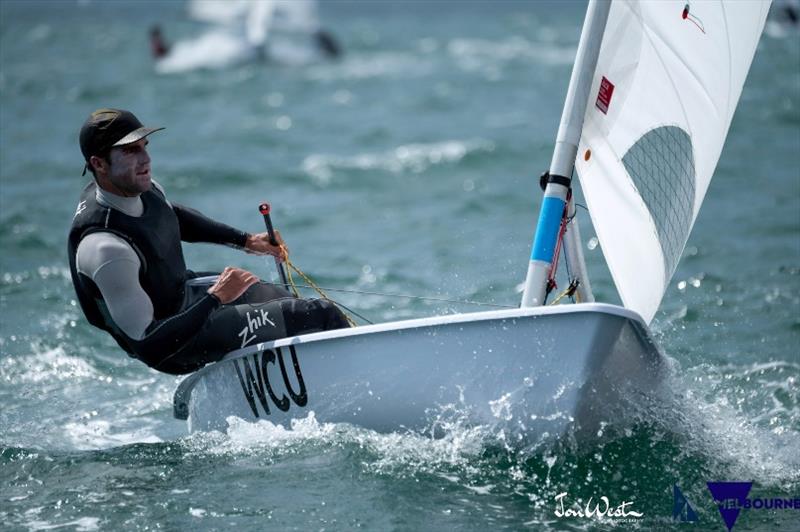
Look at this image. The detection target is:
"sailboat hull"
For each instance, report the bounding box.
[174,303,664,440]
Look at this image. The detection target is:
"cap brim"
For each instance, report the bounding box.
[111,126,164,147]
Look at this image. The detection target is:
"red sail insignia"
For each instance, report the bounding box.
[595,76,615,115]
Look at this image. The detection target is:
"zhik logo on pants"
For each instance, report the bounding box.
[238,309,276,348]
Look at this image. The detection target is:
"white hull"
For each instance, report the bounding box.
[174,303,664,440]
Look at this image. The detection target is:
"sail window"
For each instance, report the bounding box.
[622,125,695,284]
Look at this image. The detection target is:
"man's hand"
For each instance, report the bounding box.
[244,230,288,262]
[207,267,259,304]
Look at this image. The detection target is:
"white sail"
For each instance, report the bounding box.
[575,0,770,323]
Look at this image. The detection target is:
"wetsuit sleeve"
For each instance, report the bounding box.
[77,233,154,339]
[172,203,248,248]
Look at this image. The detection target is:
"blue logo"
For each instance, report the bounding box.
[706,482,753,531]
[673,484,699,522]
[705,481,799,531]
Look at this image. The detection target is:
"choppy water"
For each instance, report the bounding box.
[1,1,799,530]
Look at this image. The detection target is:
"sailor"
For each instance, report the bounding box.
[313,29,342,59]
[149,25,169,60]
[68,108,349,374]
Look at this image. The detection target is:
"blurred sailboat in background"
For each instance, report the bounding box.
[154,0,340,74]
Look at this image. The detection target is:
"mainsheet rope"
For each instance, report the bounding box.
[273,245,518,326]
[270,200,582,326]
[277,244,358,327]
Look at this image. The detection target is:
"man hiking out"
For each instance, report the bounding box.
[68,108,349,374]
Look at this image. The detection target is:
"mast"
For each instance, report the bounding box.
[520,0,609,307]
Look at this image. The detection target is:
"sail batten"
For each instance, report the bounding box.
[575,0,770,324]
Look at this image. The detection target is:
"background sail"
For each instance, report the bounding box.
[575,0,770,324]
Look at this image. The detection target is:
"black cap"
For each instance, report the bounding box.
[79,108,163,175]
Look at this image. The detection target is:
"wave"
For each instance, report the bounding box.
[305,51,433,81]
[0,343,181,452]
[0,345,100,385]
[675,360,800,480]
[447,36,577,68]
[301,139,496,185]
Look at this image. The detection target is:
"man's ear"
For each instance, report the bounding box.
[89,155,108,175]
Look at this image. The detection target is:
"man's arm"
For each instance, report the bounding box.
[172,203,249,248]
[152,180,248,248]
[172,203,288,259]
[77,233,220,356]
[77,233,154,339]
[154,180,285,257]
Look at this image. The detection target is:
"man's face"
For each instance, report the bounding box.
[101,138,152,197]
